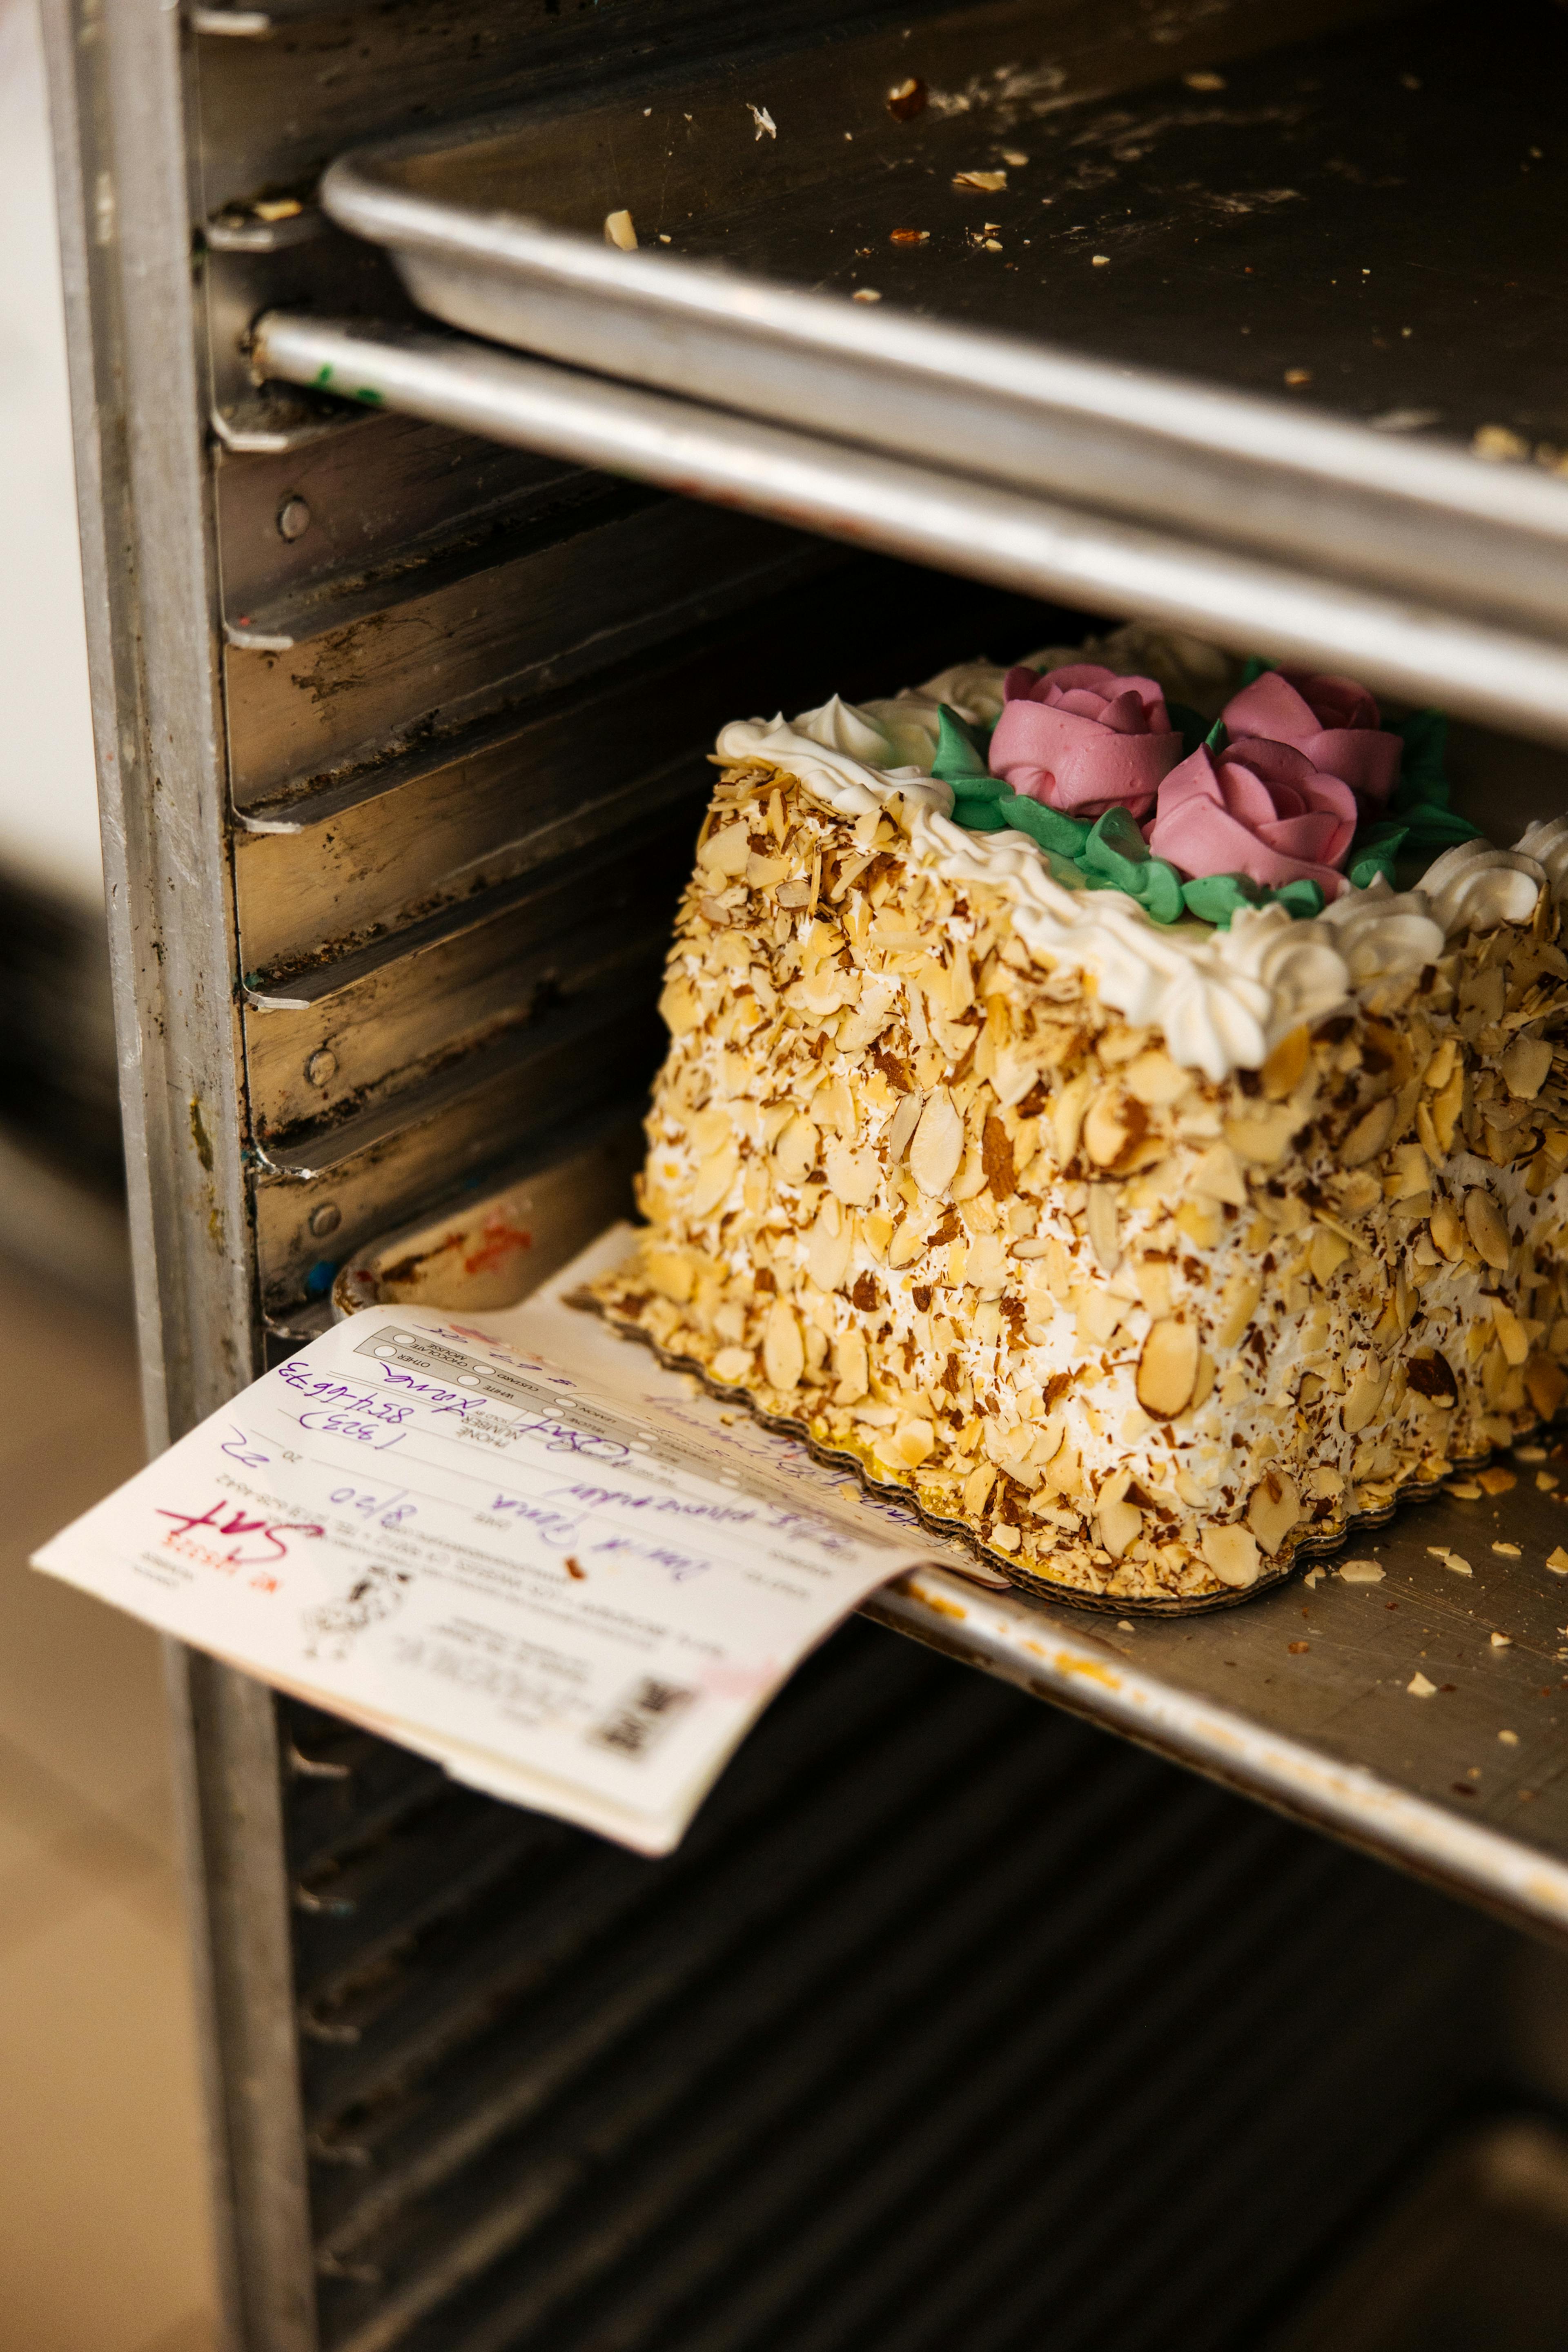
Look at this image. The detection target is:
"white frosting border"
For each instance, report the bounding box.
[715,645,1554,1081]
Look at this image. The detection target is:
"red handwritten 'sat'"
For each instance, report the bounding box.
[155,1501,325,1567]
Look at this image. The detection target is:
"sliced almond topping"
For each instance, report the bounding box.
[762,1298,805,1390]
[1490,1298,1530,1368]
[1341,1095,1398,1167]
[1052,1071,1095,1165]
[688,1141,741,1220]
[658,977,704,1036]
[1200,1523,1261,1589]
[1246,1470,1302,1555]
[1260,1025,1310,1100]
[697,821,751,876]
[1526,1354,1568,1422]
[910,1088,964,1196]
[1213,1268,1262,1353]
[1189,1143,1247,1206]
[1123,1049,1190,1106]
[963,1462,997,1515]
[1429,1199,1465,1261]
[1502,1034,1553,1100]
[644,1248,695,1305]
[824,1142,880,1206]
[1339,1558,1385,1584]
[1464,1186,1511,1270]
[773,1114,819,1186]
[1085,1183,1120,1273]
[831,1327,869,1404]
[1136,1318,1199,1419]
[1098,1494,1144,1559]
[1341,1360,1389,1434]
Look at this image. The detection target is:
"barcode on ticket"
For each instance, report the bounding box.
[588,1677,698,1761]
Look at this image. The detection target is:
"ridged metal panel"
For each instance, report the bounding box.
[284,1621,1506,2352]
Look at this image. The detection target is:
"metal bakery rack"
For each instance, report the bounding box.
[38,0,1568,2345]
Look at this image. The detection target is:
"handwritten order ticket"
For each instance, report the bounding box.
[33,1229,942,1853]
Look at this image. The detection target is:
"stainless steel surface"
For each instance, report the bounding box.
[40,0,316,2343]
[283,1620,1502,2352]
[222,483,816,807]
[312,1,1568,722]
[254,313,1568,746]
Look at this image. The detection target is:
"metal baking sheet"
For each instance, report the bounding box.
[311,0,1568,671]
[336,1165,1568,1947]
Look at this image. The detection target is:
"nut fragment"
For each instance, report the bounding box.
[773,1114,819,1185]
[1260,1025,1310,1100]
[762,1298,804,1390]
[1200,1523,1261,1589]
[1098,1493,1144,1559]
[1341,1360,1389,1434]
[824,1143,879,1205]
[910,1089,964,1195]
[1085,1184,1120,1273]
[1083,1085,1141,1168]
[1341,1096,1398,1167]
[1463,1186,1511,1271]
[1189,1143,1247,1206]
[698,822,751,877]
[1213,1269,1262,1352]
[1136,1319,1199,1418]
[604,207,637,250]
[1124,1049,1190,1106]
[806,1212,854,1292]
[1526,1354,1568,1421]
[1246,1470,1301,1555]
[832,1327,869,1403]
[1429,1199,1465,1261]
[1502,1035,1554,1099]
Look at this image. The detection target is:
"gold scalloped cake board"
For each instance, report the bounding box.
[576,1292,1513,1618]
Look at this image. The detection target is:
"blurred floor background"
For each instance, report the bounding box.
[0,1250,219,2352]
[0,0,222,2342]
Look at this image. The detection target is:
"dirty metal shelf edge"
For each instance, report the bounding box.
[252,316,1568,750]
[864,1569,1568,1946]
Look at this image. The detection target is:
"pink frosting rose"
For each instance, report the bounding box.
[1220,667,1401,806]
[987,662,1184,820]
[1146,736,1359,900]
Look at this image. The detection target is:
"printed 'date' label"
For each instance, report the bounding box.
[33,1229,937,1853]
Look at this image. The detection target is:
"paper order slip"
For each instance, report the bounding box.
[33,1229,946,1854]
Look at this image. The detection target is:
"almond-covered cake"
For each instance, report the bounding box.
[590,625,1568,1609]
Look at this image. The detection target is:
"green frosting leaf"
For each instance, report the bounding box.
[1203,715,1229,755]
[1078,806,1186,924]
[1236,655,1270,689]
[1180,873,1266,927]
[931,704,997,791]
[1345,708,1482,882]
[1270,877,1327,920]
[989,793,1094,860]
[1179,872,1324,928]
[950,793,1009,832]
[1167,700,1211,759]
[1390,708,1450,811]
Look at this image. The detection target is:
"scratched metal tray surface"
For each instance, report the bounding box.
[315,0,1568,666]
[335,1173,1568,1946]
